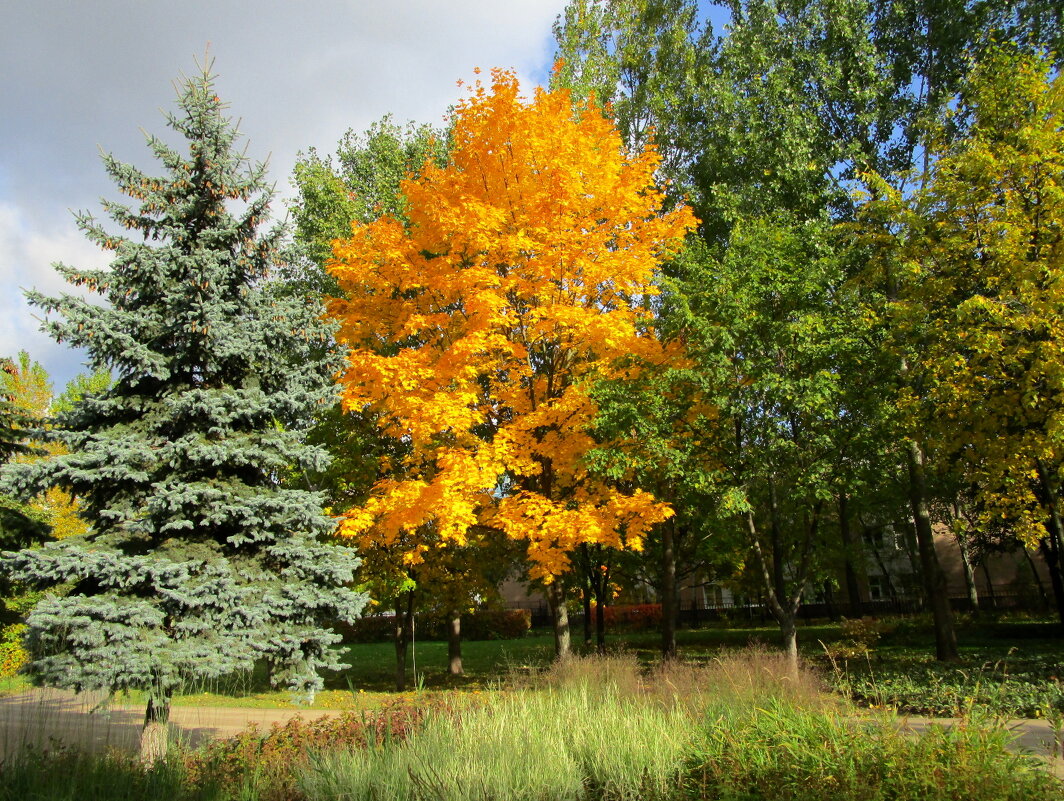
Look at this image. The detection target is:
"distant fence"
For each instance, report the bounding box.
[508,590,1050,630]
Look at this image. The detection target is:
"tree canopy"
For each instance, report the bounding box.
[328,70,693,658]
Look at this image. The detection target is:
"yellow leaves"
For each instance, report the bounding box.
[328,67,695,580]
[488,485,672,579]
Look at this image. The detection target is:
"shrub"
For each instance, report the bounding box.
[822,617,894,660]
[686,701,1061,801]
[0,623,28,677]
[590,603,662,631]
[181,698,450,801]
[332,615,395,644]
[457,609,531,640]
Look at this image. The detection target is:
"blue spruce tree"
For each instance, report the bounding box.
[0,64,366,760]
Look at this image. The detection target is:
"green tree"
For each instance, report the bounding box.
[862,49,1064,621]
[289,116,448,293]
[52,367,111,416]
[553,0,860,663]
[289,117,462,688]
[551,0,698,192]
[587,327,733,658]
[554,0,1062,661]
[0,64,366,761]
[1,354,108,542]
[677,219,871,668]
[0,356,50,619]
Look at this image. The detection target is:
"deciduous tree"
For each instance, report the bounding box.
[864,49,1064,621]
[329,69,693,658]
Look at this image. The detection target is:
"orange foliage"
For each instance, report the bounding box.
[329,70,694,579]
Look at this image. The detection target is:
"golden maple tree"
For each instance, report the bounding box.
[328,69,694,583]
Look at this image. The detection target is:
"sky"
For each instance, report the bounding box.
[0,0,575,391]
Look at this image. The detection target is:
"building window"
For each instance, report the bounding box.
[868,574,887,601]
[863,526,900,551]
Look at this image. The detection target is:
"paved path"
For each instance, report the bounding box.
[0,688,345,756]
[0,689,1060,779]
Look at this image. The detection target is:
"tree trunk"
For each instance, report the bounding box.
[547,581,571,659]
[1023,547,1050,609]
[980,561,998,609]
[955,531,980,613]
[780,615,798,675]
[661,517,678,659]
[1034,460,1064,624]
[859,525,902,599]
[447,612,463,676]
[839,494,863,617]
[822,580,839,622]
[595,592,606,655]
[394,595,409,691]
[582,582,593,647]
[906,440,959,661]
[902,520,923,583]
[592,555,609,655]
[745,503,811,678]
[140,693,170,764]
[864,530,900,603]
[1038,535,1064,624]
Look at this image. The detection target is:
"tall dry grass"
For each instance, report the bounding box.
[297,648,1060,801]
[297,647,830,801]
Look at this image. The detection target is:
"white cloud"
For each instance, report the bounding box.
[0,203,103,388]
[0,0,569,388]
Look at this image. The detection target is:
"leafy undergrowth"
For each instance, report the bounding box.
[823,648,1064,718]
[688,702,1058,801]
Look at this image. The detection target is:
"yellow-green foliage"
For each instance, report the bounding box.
[0,623,28,677]
[862,48,1064,544]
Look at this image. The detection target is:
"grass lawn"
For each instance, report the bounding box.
[0,616,1059,717]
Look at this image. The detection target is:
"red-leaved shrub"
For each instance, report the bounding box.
[591,603,662,631]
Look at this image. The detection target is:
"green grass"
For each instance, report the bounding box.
[335,635,557,692]
[0,617,1059,719]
